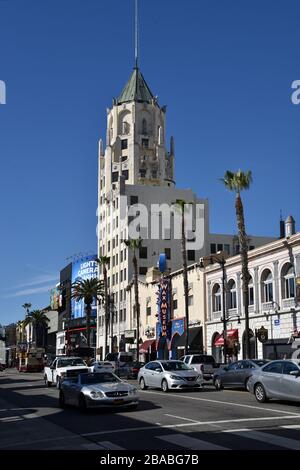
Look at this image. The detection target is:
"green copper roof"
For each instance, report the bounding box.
[117,68,154,104]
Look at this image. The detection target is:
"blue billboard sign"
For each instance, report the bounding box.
[71,255,99,319]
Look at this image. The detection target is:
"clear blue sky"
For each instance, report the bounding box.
[0,0,299,325]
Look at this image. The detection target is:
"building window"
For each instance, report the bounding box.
[120,270,123,282]
[122,169,129,180]
[142,118,147,135]
[112,172,119,182]
[261,270,273,303]
[152,170,158,179]
[228,279,237,309]
[123,268,126,280]
[120,251,123,263]
[146,306,151,316]
[210,243,216,254]
[188,295,193,306]
[139,267,147,275]
[165,248,171,260]
[224,244,230,255]
[142,138,149,148]
[119,309,123,322]
[139,168,146,178]
[123,308,126,322]
[120,290,123,302]
[116,273,118,284]
[249,276,254,306]
[173,299,178,310]
[217,244,223,252]
[187,250,195,261]
[282,264,295,299]
[130,195,138,205]
[139,246,148,259]
[121,139,128,150]
[108,241,110,252]
[112,274,115,286]
[212,284,221,312]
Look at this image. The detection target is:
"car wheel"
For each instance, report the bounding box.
[254,383,268,403]
[128,404,138,410]
[161,379,169,393]
[245,377,250,392]
[79,394,87,411]
[139,377,148,390]
[59,391,66,409]
[44,376,52,387]
[214,377,223,391]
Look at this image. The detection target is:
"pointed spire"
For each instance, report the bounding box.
[117,68,154,104]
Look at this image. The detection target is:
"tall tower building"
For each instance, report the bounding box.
[97,66,210,357]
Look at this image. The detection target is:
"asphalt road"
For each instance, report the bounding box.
[1,368,300,450]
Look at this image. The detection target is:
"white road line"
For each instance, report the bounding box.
[232,429,300,450]
[0,416,23,422]
[140,390,300,416]
[97,441,125,450]
[165,413,199,423]
[281,425,300,429]
[81,414,300,437]
[158,433,229,450]
[223,428,252,433]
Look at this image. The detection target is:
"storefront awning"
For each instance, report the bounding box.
[176,327,202,348]
[214,329,238,347]
[140,339,156,354]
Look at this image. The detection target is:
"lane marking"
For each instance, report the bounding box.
[165,413,199,423]
[232,429,300,450]
[97,441,125,450]
[81,414,300,437]
[0,416,23,422]
[140,390,300,416]
[158,433,229,450]
[223,428,249,433]
[281,425,300,429]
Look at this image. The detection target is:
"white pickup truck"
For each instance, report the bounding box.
[182,354,217,381]
[44,356,89,388]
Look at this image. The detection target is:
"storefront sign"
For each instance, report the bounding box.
[124,330,135,339]
[256,326,268,343]
[171,319,185,337]
[71,255,99,319]
[157,278,171,337]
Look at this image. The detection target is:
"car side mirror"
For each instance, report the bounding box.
[155,368,162,373]
[289,370,300,377]
[50,365,55,370]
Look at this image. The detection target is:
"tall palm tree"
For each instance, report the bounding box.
[175,200,190,355]
[23,310,50,348]
[96,256,110,358]
[16,320,25,344]
[220,170,253,359]
[71,278,104,356]
[124,238,143,361]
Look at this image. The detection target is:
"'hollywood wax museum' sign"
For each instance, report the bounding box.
[157,278,171,338]
[71,255,99,319]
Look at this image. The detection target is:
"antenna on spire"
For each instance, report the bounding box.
[134,0,139,68]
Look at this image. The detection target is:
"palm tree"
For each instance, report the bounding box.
[175,200,190,355]
[16,320,25,344]
[23,310,50,348]
[220,170,253,359]
[71,278,104,356]
[124,238,143,361]
[96,256,110,358]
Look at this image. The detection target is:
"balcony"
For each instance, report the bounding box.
[261,301,275,313]
[282,298,297,310]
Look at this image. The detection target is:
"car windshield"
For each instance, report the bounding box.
[191,356,215,364]
[251,360,269,367]
[162,361,190,371]
[57,358,86,367]
[81,373,120,384]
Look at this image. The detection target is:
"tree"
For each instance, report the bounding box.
[22,303,32,341]
[220,170,253,359]
[124,238,143,361]
[23,310,50,348]
[96,256,110,358]
[174,200,190,355]
[71,278,104,357]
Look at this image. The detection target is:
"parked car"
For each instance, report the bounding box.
[116,362,145,379]
[182,354,217,381]
[213,359,269,391]
[248,359,300,403]
[138,360,203,392]
[59,371,139,410]
[105,352,134,370]
[90,360,115,373]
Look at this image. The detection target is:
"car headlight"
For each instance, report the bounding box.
[170,375,183,381]
[89,390,105,399]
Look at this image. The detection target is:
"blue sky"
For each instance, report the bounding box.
[0,0,299,325]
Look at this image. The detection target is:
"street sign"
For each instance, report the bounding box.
[274,319,280,326]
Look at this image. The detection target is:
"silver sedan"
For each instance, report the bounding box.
[138,360,203,392]
[59,372,139,410]
[248,359,300,403]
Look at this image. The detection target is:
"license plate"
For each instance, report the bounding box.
[113,399,124,405]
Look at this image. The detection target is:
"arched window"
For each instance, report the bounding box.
[228,279,237,309]
[142,118,147,135]
[212,284,221,312]
[281,264,295,299]
[248,276,254,306]
[261,269,273,303]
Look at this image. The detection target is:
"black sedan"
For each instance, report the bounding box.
[213,359,269,391]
